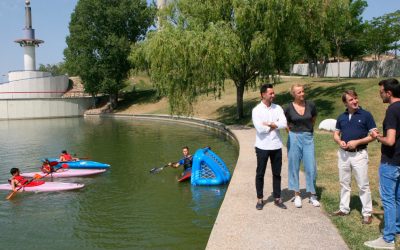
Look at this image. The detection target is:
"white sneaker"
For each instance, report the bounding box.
[309,195,320,207]
[294,195,302,208]
[364,236,394,249]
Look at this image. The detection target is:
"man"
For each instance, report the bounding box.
[169,146,193,175]
[365,79,400,250]
[333,90,376,225]
[252,83,287,210]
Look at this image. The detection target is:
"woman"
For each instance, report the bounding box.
[284,84,319,208]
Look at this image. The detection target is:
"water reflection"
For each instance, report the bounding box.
[190,186,227,228]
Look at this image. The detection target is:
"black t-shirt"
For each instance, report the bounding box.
[381,101,400,165]
[284,100,317,133]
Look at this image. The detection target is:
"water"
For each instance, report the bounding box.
[0,117,238,249]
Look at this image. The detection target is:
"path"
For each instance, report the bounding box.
[206,127,348,250]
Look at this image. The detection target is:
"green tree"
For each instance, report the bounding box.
[64,0,155,108]
[341,0,368,77]
[294,0,331,77]
[38,62,67,75]
[325,0,352,81]
[133,0,295,119]
[364,14,396,77]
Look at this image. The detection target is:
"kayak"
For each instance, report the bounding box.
[178,169,192,182]
[46,158,110,169]
[21,169,107,178]
[0,182,84,192]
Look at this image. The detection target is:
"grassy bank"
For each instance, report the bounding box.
[117,76,397,249]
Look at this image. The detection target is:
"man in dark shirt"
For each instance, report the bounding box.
[333,90,376,225]
[365,78,400,250]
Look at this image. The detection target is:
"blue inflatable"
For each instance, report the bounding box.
[191,148,231,186]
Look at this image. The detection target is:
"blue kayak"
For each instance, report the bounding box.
[46,158,111,169]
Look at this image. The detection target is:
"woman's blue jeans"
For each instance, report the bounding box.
[287,131,317,194]
[379,163,400,243]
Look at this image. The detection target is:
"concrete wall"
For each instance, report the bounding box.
[1,71,69,99]
[0,97,93,120]
[291,59,400,78]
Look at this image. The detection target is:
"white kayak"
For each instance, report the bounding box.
[0,182,84,192]
[21,169,107,178]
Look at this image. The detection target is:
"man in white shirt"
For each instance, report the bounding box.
[252,83,288,210]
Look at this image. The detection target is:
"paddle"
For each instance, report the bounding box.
[149,162,176,174]
[5,163,69,200]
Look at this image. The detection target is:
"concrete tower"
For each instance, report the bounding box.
[14,0,43,71]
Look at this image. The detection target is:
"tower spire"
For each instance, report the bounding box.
[14,0,44,71]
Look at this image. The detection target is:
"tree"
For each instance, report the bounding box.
[133,0,294,119]
[364,14,396,77]
[325,0,352,81]
[64,0,155,108]
[38,62,67,75]
[384,10,400,58]
[341,0,368,77]
[294,0,331,77]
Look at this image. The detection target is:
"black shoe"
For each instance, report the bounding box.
[274,199,287,209]
[256,200,264,210]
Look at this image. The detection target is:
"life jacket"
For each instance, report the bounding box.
[182,155,193,170]
[12,175,28,186]
[41,164,54,173]
[60,153,73,161]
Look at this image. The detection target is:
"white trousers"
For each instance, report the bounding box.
[337,148,372,216]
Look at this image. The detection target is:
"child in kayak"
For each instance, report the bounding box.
[41,159,55,174]
[9,168,28,191]
[59,150,79,162]
[9,168,45,191]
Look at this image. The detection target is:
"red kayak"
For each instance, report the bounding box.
[178,169,191,182]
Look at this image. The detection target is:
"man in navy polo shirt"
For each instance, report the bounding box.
[332,90,376,225]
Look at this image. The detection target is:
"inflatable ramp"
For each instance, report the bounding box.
[191,148,231,186]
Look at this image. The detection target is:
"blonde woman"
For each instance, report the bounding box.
[284,84,319,208]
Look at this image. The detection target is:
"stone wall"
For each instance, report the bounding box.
[291,59,400,78]
[0,97,93,120]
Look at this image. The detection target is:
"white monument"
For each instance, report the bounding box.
[1,0,69,99]
[0,1,93,120]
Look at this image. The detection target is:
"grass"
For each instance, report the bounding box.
[115,75,398,249]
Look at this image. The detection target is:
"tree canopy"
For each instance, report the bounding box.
[133,0,294,118]
[64,0,155,108]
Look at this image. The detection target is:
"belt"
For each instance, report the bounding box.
[344,146,367,152]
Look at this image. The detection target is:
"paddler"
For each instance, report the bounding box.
[169,146,193,176]
[9,168,28,191]
[59,150,79,162]
[41,159,55,174]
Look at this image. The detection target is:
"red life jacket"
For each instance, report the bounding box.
[13,175,28,185]
[60,153,73,161]
[41,164,54,173]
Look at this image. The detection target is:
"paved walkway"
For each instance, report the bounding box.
[206,127,348,250]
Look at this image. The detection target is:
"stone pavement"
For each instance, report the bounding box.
[206,127,348,250]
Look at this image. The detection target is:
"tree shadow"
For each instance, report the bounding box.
[117,89,161,110]
[215,82,358,124]
[215,98,259,125]
[349,195,383,231]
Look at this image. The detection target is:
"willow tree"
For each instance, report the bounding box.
[132,0,293,119]
[64,0,155,108]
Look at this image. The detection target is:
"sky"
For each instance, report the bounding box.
[0,0,399,82]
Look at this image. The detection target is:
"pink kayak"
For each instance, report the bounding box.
[0,182,84,192]
[21,169,107,178]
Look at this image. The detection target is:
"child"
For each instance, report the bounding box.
[9,168,28,191]
[41,159,55,174]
